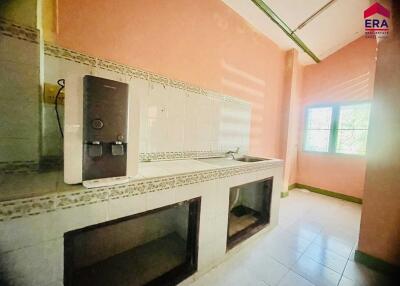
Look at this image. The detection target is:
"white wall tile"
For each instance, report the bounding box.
[145,188,176,210]
[44,56,251,157]
[0,35,39,67]
[0,239,63,285]
[107,194,147,220]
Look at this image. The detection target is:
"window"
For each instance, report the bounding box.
[304,103,371,155]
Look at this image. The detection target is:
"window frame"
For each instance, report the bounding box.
[303,101,371,156]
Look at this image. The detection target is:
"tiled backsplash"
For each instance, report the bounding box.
[0,18,251,173]
[44,43,251,161]
[0,19,40,168]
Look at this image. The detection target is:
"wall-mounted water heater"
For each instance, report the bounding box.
[64,75,139,188]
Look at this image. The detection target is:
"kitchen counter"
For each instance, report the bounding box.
[0,156,283,221]
[0,156,284,285]
[0,157,281,202]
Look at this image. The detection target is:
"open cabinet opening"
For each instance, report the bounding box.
[64,198,201,286]
[227,178,273,250]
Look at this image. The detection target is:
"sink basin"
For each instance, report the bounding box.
[234,156,269,163]
[197,155,270,167]
[197,157,244,166]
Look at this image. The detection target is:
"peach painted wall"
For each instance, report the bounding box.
[53,0,286,158]
[280,49,303,189]
[289,59,303,186]
[358,0,400,266]
[297,37,377,198]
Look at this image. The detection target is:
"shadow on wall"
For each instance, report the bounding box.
[220,59,282,157]
[302,71,373,105]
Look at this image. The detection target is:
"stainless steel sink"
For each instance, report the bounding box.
[234,156,268,162]
[197,155,270,167]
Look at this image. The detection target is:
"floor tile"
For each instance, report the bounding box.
[187,190,390,286]
[338,276,361,286]
[291,255,342,286]
[278,270,315,286]
[318,227,358,248]
[243,252,289,285]
[313,235,353,258]
[281,234,313,253]
[221,267,268,286]
[304,242,348,273]
[263,243,303,267]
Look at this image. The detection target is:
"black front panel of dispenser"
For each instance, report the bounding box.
[82,75,129,181]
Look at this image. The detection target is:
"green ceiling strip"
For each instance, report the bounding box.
[251,0,321,63]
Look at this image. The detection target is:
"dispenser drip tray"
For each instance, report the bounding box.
[111,143,124,156]
[87,143,102,157]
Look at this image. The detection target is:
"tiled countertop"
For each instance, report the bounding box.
[0,157,283,221]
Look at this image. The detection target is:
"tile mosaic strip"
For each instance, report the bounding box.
[0,18,243,103]
[44,44,96,66]
[0,18,39,43]
[43,43,248,99]
[139,151,226,161]
[0,161,39,174]
[56,188,109,209]
[0,158,62,174]
[0,160,282,221]
[0,195,56,220]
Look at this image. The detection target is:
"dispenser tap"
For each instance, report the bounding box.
[112,141,125,156]
[88,141,102,157]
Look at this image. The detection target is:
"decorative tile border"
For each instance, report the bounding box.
[0,195,56,220]
[0,158,63,174]
[43,43,253,101]
[44,43,207,94]
[0,161,39,174]
[44,44,96,66]
[0,160,282,221]
[0,18,39,43]
[139,151,226,161]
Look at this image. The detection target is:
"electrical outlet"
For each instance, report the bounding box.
[43,83,65,105]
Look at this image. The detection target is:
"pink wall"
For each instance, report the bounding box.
[359,0,400,266]
[289,58,303,186]
[55,0,286,158]
[280,50,303,189]
[297,37,377,198]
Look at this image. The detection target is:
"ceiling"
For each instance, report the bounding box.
[222,0,371,65]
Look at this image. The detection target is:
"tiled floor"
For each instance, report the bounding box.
[188,189,395,286]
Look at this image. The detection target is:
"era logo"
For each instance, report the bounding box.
[364,2,390,38]
[364,19,388,29]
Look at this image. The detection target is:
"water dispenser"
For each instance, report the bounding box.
[82,75,129,181]
[64,73,139,187]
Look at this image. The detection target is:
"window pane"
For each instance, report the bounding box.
[337,103,370,155]
[307,107,332,129]
[336,130,368,155]
[304,130,331,152]
[338,103,371,130]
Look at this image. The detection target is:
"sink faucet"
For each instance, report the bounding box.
[226,147,240,159]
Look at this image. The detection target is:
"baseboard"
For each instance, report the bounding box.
[288,184,296,190]
[294,183,363,204]
[355,250,400,276]
[281,191,289,198]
